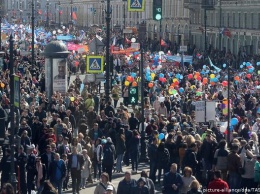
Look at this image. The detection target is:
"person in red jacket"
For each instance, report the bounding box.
[208,170,230,194]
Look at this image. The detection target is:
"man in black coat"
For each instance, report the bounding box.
[41,145,55,179]
[68,147,84,194]
[15,146,27,194]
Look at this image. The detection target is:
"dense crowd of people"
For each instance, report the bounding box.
[0,21,260,194]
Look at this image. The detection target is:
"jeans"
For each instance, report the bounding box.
[80,178,86,188]
[228,172,241,194]
[51,179,63,194]
[131,152,139,171]
[116,154,123,172]
[93,161,102,179]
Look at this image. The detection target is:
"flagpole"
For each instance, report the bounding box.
[159,19,162,51]
[218,0,222,50]
[204,7,207,51]
[31,0,35,66]
[105,0,111,103]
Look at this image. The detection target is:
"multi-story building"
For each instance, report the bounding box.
[185,0,260,55]
[2,0,190,44]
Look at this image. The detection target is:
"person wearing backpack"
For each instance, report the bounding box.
[156,142,170,184]
[102,137,116,181]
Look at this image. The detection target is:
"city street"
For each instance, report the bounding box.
[63,163,162,193]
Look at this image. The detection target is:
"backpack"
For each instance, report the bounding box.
[103,144,114,166]
[160,148,170,164]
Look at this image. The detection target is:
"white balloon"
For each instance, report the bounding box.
[53,30,56,35]
[220,126,226,133]
[62,26,65,29]
[131,38,136,43]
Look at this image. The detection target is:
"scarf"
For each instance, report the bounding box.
[36,163,43,188]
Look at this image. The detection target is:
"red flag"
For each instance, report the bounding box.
[59,10,63,15]
[72,12,77,20]
[125,37,131,44]
[160,39,168,47]
[38,9,42,15]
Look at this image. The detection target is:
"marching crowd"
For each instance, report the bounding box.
[0,23,260,194]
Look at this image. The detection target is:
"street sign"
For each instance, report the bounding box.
[128,0,145,12]
[180,46,187,52]
[86,56,104,74]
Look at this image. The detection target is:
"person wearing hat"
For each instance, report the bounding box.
[94,172,116,194]
[201,129,212,141]
[117,171,137,194]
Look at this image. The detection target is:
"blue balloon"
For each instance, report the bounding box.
[179,87,184,93]
[231,118,238,126]
[176,74,180,79]
[159,73,164,78]
[257,62,260,66]
[213,77,218,82]
[146,72,150,77]
[248,68,254,73]
[179,75,183,79]
[131,72,136,78]
[243,62,246,66]
[229,126,234,131]
[206,70,210,73]
[246,62,251,67]
[146,76,152,81]
[158,133,165,140]
[223,63,226,68]
[240,65,244,69]
[203,65,207,69]
[128,60,132,65]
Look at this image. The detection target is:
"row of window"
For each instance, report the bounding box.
[191,11,260,29]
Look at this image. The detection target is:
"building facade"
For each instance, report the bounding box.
[186,0,260,55]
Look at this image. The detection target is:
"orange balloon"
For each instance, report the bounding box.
[0,83,4,88]
[132,81,138,87]
[195,72,200,76]
[234,76,240,81]
[148,82,154,88]
[203,77,208,83]
[210,82,215,86]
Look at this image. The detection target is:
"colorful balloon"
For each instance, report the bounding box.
[148,82,154,88]
[125,81,130,86]
[188,74,193,79]
[210,74,215,79]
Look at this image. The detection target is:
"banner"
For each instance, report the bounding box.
[166,55,193,64]
[67,42,89,52]
[53,58,68,95]
[56,35,74,41]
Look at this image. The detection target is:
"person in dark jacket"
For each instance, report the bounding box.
[0,148,12,189]
[104,102,115,116]
[163,163,183,194]
[102,137,116,181]
[132,177,149,194]
[88,123,103,141]
[41,145,55,179]
[15,146,27,194]
[115,128,126,173]
[129,129,140,173]
[182,142,198,173]
[148,137,158,183]
[128,112,139,130]
[49,153,66,194]
[156,142,170,183]
[124,125,133,166]
[140,170,155,194]
[117,171,137,194]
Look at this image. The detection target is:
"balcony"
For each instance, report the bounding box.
[184,0,215,10]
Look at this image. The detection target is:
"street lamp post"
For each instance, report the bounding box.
[31,0,35,66]
[58,1,61,26]
[105,0,111,103]
[46,0,49,27]
[219,0,222,50]
[70,0,73,22]
[9,34,17,193]
[123,0,126,47]
[227,64,231,143]
[204,8,207,51]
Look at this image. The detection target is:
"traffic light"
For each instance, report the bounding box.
[153,0,162,21]
[128,86,138,105]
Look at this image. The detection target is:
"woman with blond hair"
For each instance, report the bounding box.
[187,180,203,194]
[185,135,196,148]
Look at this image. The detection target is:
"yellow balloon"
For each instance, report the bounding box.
[173,78,178,83]
[190,85,196,90]
[125,81,130,86]
[151,73,155,78]
[0,83,4,88]
[70,97,75,102]
[210,74,215,79]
